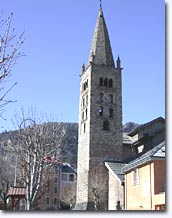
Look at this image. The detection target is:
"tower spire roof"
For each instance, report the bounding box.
[87,5,115,67]
[100,0,102,8]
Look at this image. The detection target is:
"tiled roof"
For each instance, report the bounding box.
[61,163,76,174]
[128,117,165,136]
[153,144,165,157]
[123,141,165,172]
[105,162,127,182]
[87,6,115,67]
[7,187,26,197]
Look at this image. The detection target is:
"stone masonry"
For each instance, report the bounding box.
[74,6,123,210]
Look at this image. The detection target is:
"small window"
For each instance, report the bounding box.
[85,80,87,89]
[54,187,58,194]
[83,80,88,91]
[83,98,85,107]
[54,198,57,205]
[133,168,139,186]
[46,197,50,205]
[54,177,58,184]
[109,94,113,104]
[99,77,103,86]
[69,174,74,182]
[104,78,108,87]
[98,106,103,116]
[82,112,84,121]
[109,108,113,117]
[103,120,109,131]
[85,108,88,119]
[109,79,113,88]
[62,174,68,181]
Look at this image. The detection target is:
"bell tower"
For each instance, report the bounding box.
[75,4,123,210]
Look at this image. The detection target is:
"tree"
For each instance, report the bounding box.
[0,11,24,120]
[0,158,14,209]
[0,131,19,209]
[60,186,76,210]
[0,11,24,204]
[12,109,65,210]
[89,164,108,211]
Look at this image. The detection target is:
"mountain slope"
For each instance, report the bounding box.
[0,122,138,167]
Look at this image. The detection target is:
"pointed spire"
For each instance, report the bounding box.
[87,4,115,67]
[117,56,121,68]
[82,63,85,73]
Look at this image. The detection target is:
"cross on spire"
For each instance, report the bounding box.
[100,0,102,7]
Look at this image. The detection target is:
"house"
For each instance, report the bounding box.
[5,161,76,210]
[123,117,165,160]
[59,163,76,210]
[105,117,165,210]
[123,141,165,210]
[105,162,127,210]
[35,162,76,210]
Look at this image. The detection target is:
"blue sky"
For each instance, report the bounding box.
[0,0,165,131]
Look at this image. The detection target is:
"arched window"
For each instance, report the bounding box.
[83,98,85,107]
[99,77,103,86]
[98,106,103,116]
[109,108,113,117]
[82,112,84,121]
[104,78,108,87]
[103,120,109,131]
[85,108,88,119]
[83,80,88,91]
[109,79,113,88]
[84,83,86,91]
[86,80,88,89]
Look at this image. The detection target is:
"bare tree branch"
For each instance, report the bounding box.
[0,11,24,120]
[11,108,65,210]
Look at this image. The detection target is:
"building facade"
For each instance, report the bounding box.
[75,5,123,210]
[105,117,165,210]
[123,141,165,210]
[32,162,76,210]
[105,162,126,210]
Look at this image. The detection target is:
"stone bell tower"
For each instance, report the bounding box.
[75,4,123,210]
